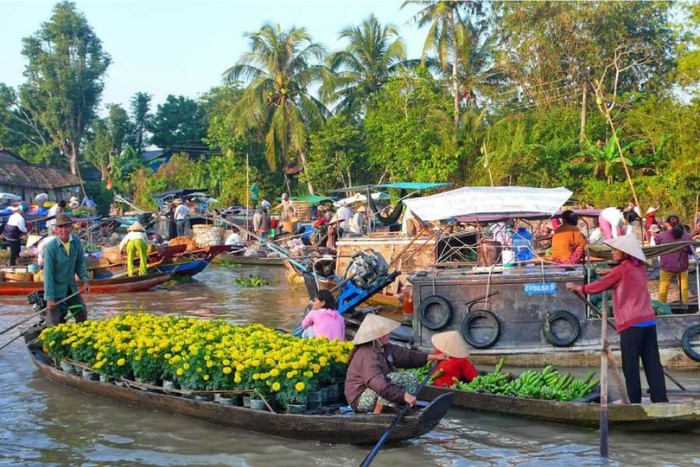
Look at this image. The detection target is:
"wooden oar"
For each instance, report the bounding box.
[0,291,81,337]
[600,294,609,458]
[572,290,687,391]
[359,362,438,467]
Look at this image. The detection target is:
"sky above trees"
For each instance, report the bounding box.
[0,1,427,113]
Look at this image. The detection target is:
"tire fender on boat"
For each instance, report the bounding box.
[460,310,501,349]
[543,310,581,347]
[682,324,700,362]
[417,295,453,331]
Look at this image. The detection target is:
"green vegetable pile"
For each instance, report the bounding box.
[232,275,268,287]
[455,358,598,402]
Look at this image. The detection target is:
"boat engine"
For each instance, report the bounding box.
[347,250,390,291]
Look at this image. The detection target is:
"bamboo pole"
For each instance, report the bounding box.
[600,291,610,458]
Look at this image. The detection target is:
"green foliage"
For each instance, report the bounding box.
[149,95,207,151]
[364,69,458,182]
[232,275,268,287]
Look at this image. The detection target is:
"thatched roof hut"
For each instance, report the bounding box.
[0,149,82,203]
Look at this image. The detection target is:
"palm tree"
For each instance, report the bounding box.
[223,24,329,194]
[322,14,406,116]
[454,17,499,108]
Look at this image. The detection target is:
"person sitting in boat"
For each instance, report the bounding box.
[300,290,345,341]
[344,314,447,414]
[655,215,694,304]
[566,235,668,404]
[119,222,149,277]
[430,331,478,387]
[598,207,638,240]
[548,210,587,264]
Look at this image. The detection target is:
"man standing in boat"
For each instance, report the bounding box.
[43,214,90,326]
[2,204,28,266]
[173,199,189,237]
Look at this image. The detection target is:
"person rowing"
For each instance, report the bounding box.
[344,314,447,414]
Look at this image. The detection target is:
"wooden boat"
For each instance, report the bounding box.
[0,272,172,295]
[216,252,286,267]
[26,341,452,445]
[421,385,700,432]
[89,245,188,279]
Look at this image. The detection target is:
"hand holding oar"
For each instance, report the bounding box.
[359,362,439,467]
[0,291,81,337]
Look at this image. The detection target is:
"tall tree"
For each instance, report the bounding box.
[19,1,111,175]
[223,23,329,195]
[127,91,152,154]
[149,95,207,154]
[83,104,130,181]
[322,14,406,116]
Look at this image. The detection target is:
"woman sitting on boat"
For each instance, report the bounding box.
[344,314,447,414]
[655,215,694,304]
[430,331,478,387]
[300,290,345,341]
[566,235,668,404]
[549,210,587,264]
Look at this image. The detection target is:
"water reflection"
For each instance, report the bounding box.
[0,265,699,466]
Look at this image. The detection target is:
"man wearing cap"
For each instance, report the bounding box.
[43,213,89,326]
[344,314,447,413]
[349,205,367,236]
[119,222,149,277]
[3,204,29,265]
[273,193,296,222]
[430,331,480,387]
[566,235,668,404]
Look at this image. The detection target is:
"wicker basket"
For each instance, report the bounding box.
[295,201,312,221]
[192,225,223,248]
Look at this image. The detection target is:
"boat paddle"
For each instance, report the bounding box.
[0,291,81,338]
[572,290,687,392]
[359,362,438,467]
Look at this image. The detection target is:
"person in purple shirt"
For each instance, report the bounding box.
[655,215,695,303]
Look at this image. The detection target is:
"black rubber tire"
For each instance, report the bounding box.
[417,296,453,331]
[543,310,581,347]
[682,324,700,362]
[460,310,501,349]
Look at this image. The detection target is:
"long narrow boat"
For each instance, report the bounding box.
[421,385,700,432]
[215,252,286,267]
[0,272,172,295]
[26,340,452,444]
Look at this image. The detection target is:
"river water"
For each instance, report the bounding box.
[1,264,699,467]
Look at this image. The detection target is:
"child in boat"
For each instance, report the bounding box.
[344,314,447,414]
[300,290,345,341]
[566,235,668,404]
[430,331,479,387]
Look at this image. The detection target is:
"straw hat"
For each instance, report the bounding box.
[128,222,145,232]
[604,234,646,261]
[646,207,658,214]
[356,205,366,213]
[352,314,401,345]
[329,215,339,225]
[431,331,470,358]
[649,224,661,233]
[55,213,73,226]
[26,234,45,249]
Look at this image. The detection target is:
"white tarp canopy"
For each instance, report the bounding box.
[402,186,573,221]
[333,192,390,207]
[0,193,21,202]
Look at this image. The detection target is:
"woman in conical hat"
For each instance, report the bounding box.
[119,221,149,277]
[566,235,668,404]
[344,314,447,414]
[430,331,480,388]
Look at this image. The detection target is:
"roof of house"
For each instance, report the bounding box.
[0,148,82,189]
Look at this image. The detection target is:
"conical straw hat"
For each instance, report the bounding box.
[431,331,470,358]
[352,314,401,345]
[26,234,45,249]
[128,222,145,232]
[604,234,646,261]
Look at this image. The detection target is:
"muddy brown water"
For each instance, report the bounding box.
[1,264,699,466]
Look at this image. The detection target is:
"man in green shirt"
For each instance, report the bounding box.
[43,213,90,326]
[251,179,260,208]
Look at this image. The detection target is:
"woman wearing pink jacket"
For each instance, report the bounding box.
[301,290,345,341]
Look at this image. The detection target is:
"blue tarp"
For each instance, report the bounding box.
[325,182,449,193]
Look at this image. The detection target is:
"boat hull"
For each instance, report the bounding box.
[0,272,171,295]
[216,252,286,267]
[421,385,700,432]
[28,347,452,445]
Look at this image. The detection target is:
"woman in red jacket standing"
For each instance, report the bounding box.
[566,235,668,404]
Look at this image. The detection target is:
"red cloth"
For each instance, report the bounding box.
[581,258,655,332]
[431,350,479,387]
